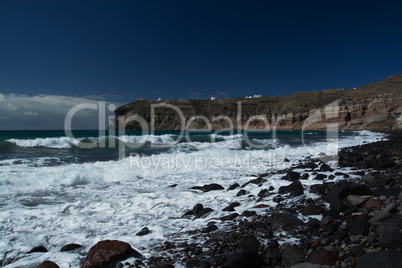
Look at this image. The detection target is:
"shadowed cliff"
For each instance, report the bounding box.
[114,75,402,131]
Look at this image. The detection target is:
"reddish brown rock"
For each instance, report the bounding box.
[115,75,402,131]
[307,248,339,266]
[81,240,143,268]
[364,198,382,209]
[37,261,60,268]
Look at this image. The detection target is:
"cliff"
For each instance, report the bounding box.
[114,75,402,131]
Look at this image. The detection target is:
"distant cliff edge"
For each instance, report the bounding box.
[114,75,402,131]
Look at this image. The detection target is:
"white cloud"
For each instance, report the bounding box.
[0,93,123,130]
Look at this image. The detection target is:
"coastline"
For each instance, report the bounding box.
[140,131,402,267]
[2,131,401,268]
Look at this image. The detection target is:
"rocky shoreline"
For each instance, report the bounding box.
[6,131,402,268]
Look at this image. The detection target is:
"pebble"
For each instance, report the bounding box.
[346,195,366,206]
[379,195,387,201]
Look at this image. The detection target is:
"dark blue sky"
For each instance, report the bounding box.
[1,0,402,102]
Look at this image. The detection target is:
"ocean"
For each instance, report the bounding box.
[0,130,385,267]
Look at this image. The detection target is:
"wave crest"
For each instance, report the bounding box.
[6,137,81,149]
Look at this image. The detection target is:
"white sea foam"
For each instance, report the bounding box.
[6,137,81,149]
[210,133,244,140]
[5,134,179,149]
[117,134,177,145]
[0,131,385,267]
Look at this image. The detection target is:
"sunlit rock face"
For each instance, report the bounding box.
[115,75,402,131]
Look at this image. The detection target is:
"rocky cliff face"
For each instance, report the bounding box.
[114,75,402,131]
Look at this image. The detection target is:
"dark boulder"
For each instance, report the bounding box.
[27,246,48,253]
[81,240,143,268]
[320,163,334,172]
[238,234,260,252]
[373,186,401,198]
[329,198,351,213]
[360,154,376,169]
[257,189,270,199]
[375,219,402,237]
[220,213,239,221]
[228,183,240,191]
[222,250,263,268]
[183,203,204,218]
[269,239,280,248]
[278,180,304,197]
[190,183,224,192]
[223,205,236,212]
[356,249,402,268]
[193,204,204,215]
[301,173,309,180]
[136,227,150,236]
[37,261,60,268]
[195,208,214,219]
[301,205,326,216]
[242,177,267,187]
[272,214,305,231]
[186,259,212,268]
[281,245,305,267]
[153,264,175,268]
[241,210,257,217]
[379,232,402,249]
[60,243,83,252]
[306,218,321,235]
[272,195,285,203]
[314,174,327,180]
[323,181,371,202]
[349,246,366,257]
[282,171,301,181]
[202,224,218,233]
[224,202,241,211]
[347,217,370,235]
[236,189,248,197]
[376,157,396,169]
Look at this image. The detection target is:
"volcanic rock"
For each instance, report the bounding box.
[346,217,370,235]
[81,240,143,268]
[356,249,402,268]
[272,214,305,231]
[186,259,212,268]
[278,180,304,197]
[37,261,60,268]
[60,243,83,252]
[281,245,305,267]
[282,171,301,181]
[222,250,263,268]
[27,246,48,253]
[190,183,224,192]
[307,248,339,266]
[136,227,150,236]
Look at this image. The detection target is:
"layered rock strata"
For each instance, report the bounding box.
[115,75,402,131]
